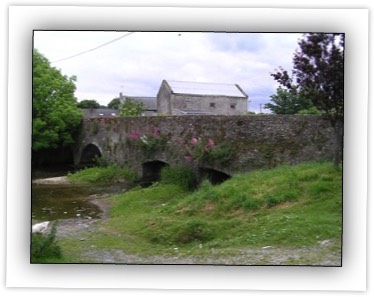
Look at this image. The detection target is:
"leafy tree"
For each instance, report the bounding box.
[271,33,344,165]
[77,99,100,109]
[108,97,121,109]
[119,97,145,117]
[265,86,313,114]
[33,49,83,150]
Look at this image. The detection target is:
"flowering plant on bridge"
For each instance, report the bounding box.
[126,127,166,157]
[181,136,234,167]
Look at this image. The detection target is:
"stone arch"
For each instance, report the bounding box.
[80,143,102,165]
[141,160,169,186]
[199,167,232,185]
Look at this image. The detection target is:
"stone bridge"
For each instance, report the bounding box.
[72,115,339,183]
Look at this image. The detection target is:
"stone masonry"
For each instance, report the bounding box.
[73,115,341,178]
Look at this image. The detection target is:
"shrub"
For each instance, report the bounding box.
[160,166,198,191]
[119,97,145,117]
[31,221,62,262]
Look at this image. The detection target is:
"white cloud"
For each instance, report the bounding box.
[33,31,302,112]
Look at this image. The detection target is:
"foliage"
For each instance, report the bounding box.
[32,49,83,150]
[67,165,138,185]
[31,221,62,262]
[179,136,235,166]
[107,97,121,109]
[271,33,344,165]
[119,97,145,117]
[160,166,198,191]
[77,99,100,109]
[265,86,314,114]
[297,106,322,115]
[271,33,344,122]
[127,127,167,157]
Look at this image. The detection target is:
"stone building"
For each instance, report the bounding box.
[119,93,158,116]
[82,108,119,118]
[156,80,249,115]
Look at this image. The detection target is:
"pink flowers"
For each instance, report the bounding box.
[184,155,193,162]
[206,138,215,149]
[128,130,142,140]
[190,137,199,145]
[180,136,217,163]
[151,127,160,137]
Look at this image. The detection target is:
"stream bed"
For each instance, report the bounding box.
[32,182,127,221]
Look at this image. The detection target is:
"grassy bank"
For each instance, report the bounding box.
[67,165,138,185]
[57,161,342,264]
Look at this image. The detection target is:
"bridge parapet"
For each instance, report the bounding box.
[74,115,340,178]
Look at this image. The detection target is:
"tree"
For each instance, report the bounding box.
[271,33,344,165]
[32,49,83,150]
[119,97,145,117]
[77,99,100,109]
[265,86,313,114]
[107,97,121,109]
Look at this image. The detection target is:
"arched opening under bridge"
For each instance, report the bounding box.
[80,143,102,166]
[141,160,169,186]
[199,167,231,185]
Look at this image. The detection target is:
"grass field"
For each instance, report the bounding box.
[45,161,342,264]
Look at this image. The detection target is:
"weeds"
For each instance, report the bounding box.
[31,221,62,263]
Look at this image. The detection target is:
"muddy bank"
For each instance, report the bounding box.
[32,176,71,185]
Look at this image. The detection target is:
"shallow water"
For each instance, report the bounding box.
[31,183,126,221]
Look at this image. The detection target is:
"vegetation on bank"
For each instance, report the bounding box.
[55,161,342,263]
[66,165,138,185]
[31,222,62,263]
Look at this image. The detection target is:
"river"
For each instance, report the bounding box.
[32,181,127,221]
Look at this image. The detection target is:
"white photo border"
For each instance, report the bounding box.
[7,6,368,291]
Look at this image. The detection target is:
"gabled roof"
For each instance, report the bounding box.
[165,80,248,98]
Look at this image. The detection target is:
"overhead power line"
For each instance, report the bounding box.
[51,32,135,63]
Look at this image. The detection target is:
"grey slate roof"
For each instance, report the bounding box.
[165,80,248,98]
[130,96,157,110]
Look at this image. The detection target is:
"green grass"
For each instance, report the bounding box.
[31,222,63,263]
[59,161,342,261]
[67,165,138,185]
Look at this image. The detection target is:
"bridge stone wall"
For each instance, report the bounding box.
[73,115,340,177]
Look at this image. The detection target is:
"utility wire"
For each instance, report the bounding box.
[51,32,135,63]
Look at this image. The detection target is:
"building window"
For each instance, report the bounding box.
[230,103,236,109]
[210,102,216,108]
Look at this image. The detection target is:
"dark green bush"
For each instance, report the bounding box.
[160,166,198,191]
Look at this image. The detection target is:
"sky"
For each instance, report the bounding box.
[33,31,303,113]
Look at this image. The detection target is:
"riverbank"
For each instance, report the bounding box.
[39,161,342,265]
[33,176,71,185]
